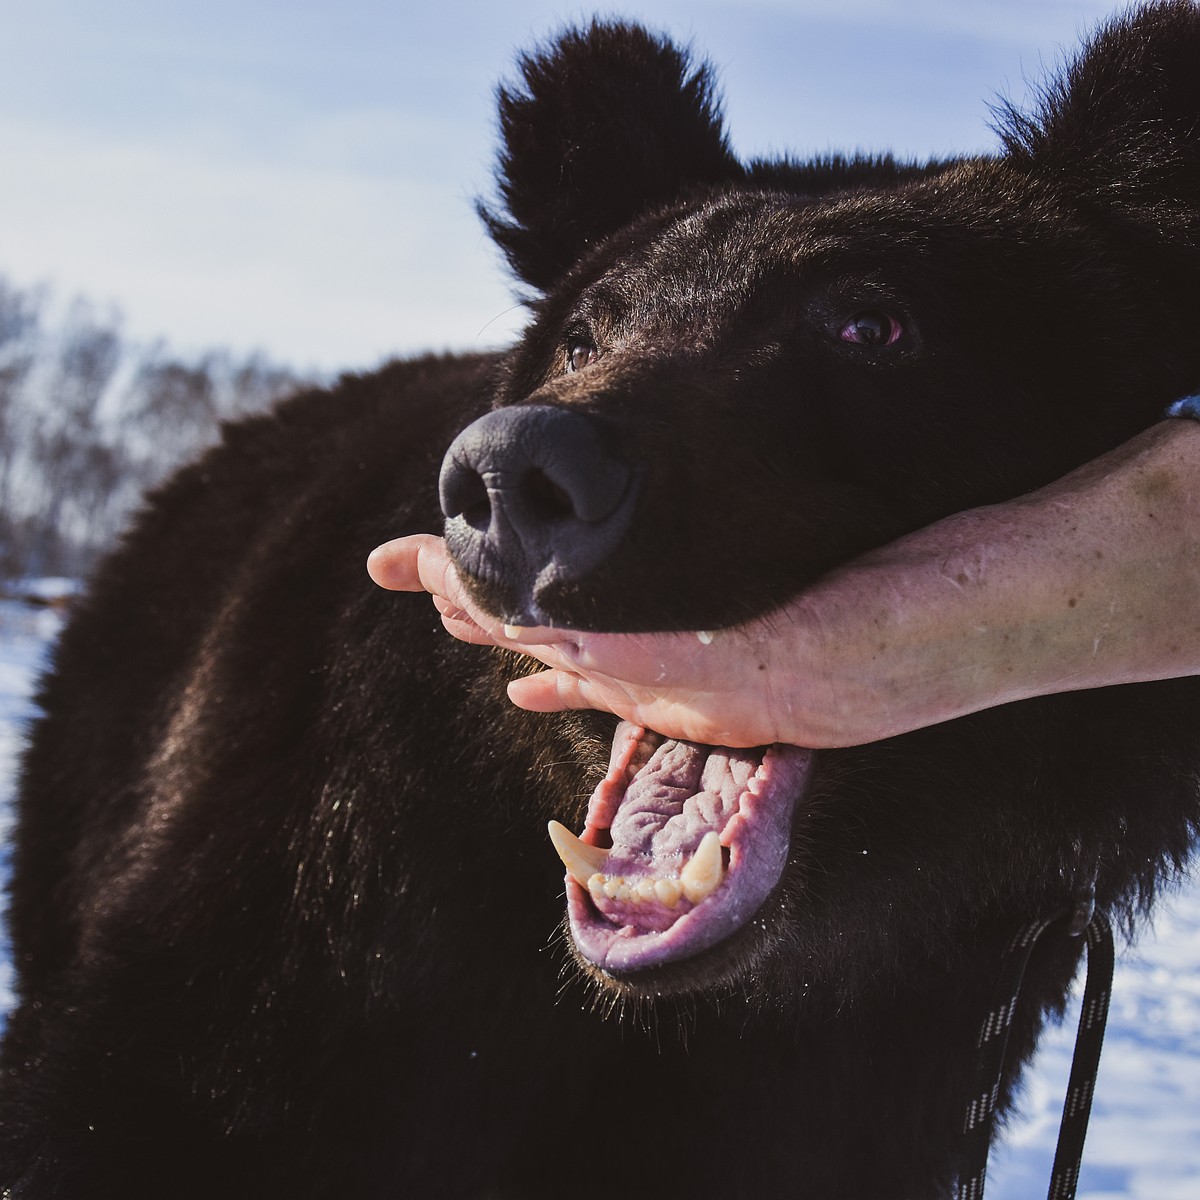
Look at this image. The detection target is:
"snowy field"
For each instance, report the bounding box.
[1,597,1198,1196]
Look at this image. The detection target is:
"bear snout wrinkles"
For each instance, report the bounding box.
[439,404,637,622]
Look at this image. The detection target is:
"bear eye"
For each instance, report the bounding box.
[566,339,599,373]
[838,310,903,347]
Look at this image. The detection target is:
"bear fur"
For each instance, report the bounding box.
[3,4,1200,1197]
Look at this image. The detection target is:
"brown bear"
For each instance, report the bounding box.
[3,4,1199,1197]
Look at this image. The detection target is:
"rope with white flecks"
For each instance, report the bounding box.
[955,908,1114,1200]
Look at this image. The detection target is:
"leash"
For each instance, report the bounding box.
[955,898,1115,1200]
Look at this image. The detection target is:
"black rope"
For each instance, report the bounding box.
[1047,914,1114,1200]
[955,909,1115,1200]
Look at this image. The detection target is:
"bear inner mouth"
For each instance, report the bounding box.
[550,720,815,973]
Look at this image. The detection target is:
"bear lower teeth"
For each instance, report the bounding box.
[581,831,726,908]
[588,874,684,907]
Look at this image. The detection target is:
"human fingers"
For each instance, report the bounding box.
[369,538,598,668]
[366,534,454,594]
[507,668,712,743]
[507,667,606,714]
[367,534,503,646]
[507,663,771,748]
[439,608,503,647]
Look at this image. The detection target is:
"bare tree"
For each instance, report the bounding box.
[0,281,46,577]
[0,274,313,584]
[21,299,123,576]
[121,348,222,491]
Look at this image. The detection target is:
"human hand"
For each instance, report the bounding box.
[367,533,833,747]
[368,420,1200,749]
[364,531,1026,749]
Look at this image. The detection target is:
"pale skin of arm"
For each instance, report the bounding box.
[367,420,1200,749]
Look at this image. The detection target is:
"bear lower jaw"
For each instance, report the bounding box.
[550,720,815,975]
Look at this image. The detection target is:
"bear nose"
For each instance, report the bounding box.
[438,405,636,622]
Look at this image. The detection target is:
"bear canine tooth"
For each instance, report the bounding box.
[681,831,725,903]
[696,630,714,645]
[503,623,525,639]
[547,821,608,885]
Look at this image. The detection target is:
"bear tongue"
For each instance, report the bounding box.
[551,721,815,974]
[606,737,762,862]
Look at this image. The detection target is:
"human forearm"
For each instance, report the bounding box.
[368,420,1200,749]
[789,418,1200,740]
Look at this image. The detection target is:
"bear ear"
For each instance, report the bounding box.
[997,0,1200,229]
[479,21,744,294]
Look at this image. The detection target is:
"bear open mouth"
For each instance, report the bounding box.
[549,720,815,973]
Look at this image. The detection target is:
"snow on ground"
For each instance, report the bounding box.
[0,598,63,1021]
[1,599,1198,1196]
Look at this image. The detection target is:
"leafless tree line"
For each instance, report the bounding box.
[0,275,313,582]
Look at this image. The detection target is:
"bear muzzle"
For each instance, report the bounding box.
[439,404,638,624]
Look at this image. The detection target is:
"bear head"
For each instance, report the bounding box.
[438,5,1200,995]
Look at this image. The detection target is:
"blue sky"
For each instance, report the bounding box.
[1,0,1120,373]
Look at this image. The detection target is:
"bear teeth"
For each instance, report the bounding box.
[680,831,724,902]
[586,873,688,908]
[547,821,607,882]
[550,823,727,908]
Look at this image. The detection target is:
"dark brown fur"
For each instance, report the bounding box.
[3,6,1200,1197]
